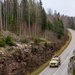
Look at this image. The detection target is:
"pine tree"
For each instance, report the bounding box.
[53,17,64,39]
[41,8,47,31]
[30,0,36,26]
[39,0,47,31]
[21,0,28,24]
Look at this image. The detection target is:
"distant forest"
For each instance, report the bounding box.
[0,0,75,38]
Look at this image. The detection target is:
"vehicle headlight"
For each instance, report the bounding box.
[55,63,58,65]
[49,63,51,65]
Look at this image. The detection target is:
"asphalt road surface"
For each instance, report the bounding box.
[39,29,75,75]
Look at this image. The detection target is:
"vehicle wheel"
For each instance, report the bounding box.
[55,64,58,67]
[59,62,61,65]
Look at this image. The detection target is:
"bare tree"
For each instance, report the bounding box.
[0,0,2,30]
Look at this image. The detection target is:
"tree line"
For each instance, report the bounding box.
[0,0,70,39]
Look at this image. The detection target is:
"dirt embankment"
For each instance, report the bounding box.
[0,31,69,75]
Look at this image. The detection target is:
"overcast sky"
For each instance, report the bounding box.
[1,0,75,17]
[41,0,75,17]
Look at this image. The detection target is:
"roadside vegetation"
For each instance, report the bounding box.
[30,31,72,75]
[54,31,72,56]
[0,35,15,47]
[73,69,75,75]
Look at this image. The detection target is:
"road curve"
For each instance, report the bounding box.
[39,29,75,75]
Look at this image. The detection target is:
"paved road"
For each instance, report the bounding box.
[39,29,75,75]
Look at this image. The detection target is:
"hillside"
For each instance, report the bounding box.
[0,30,69,75]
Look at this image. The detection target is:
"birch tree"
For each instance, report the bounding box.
[0,0,2,30]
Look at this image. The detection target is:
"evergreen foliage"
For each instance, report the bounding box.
[0,0,66,38]
[30,3,36,26]
[47,21,53,31]
[53,18,64,39]
[0,38,6,47]
[0,36,15,47]
[41,8,47,31]
[21,0,28,24]
[5,36,15,46]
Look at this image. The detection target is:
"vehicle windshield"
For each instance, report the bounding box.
[51,58,59,61]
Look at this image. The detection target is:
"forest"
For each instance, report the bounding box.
[0,0,74,39]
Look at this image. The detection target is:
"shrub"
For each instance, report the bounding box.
[44,42,48,47]
[5,36,15,46]
[21,38,28,43]
[0,38,6,47]
[57,34,61,39]
[33,38,48,44]
[34,39,42,44]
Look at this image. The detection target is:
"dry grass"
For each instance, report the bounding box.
[54,31,72,56]
[30,61,50,75]
[30,31,72,75]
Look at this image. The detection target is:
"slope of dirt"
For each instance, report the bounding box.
[0,30,69,75]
